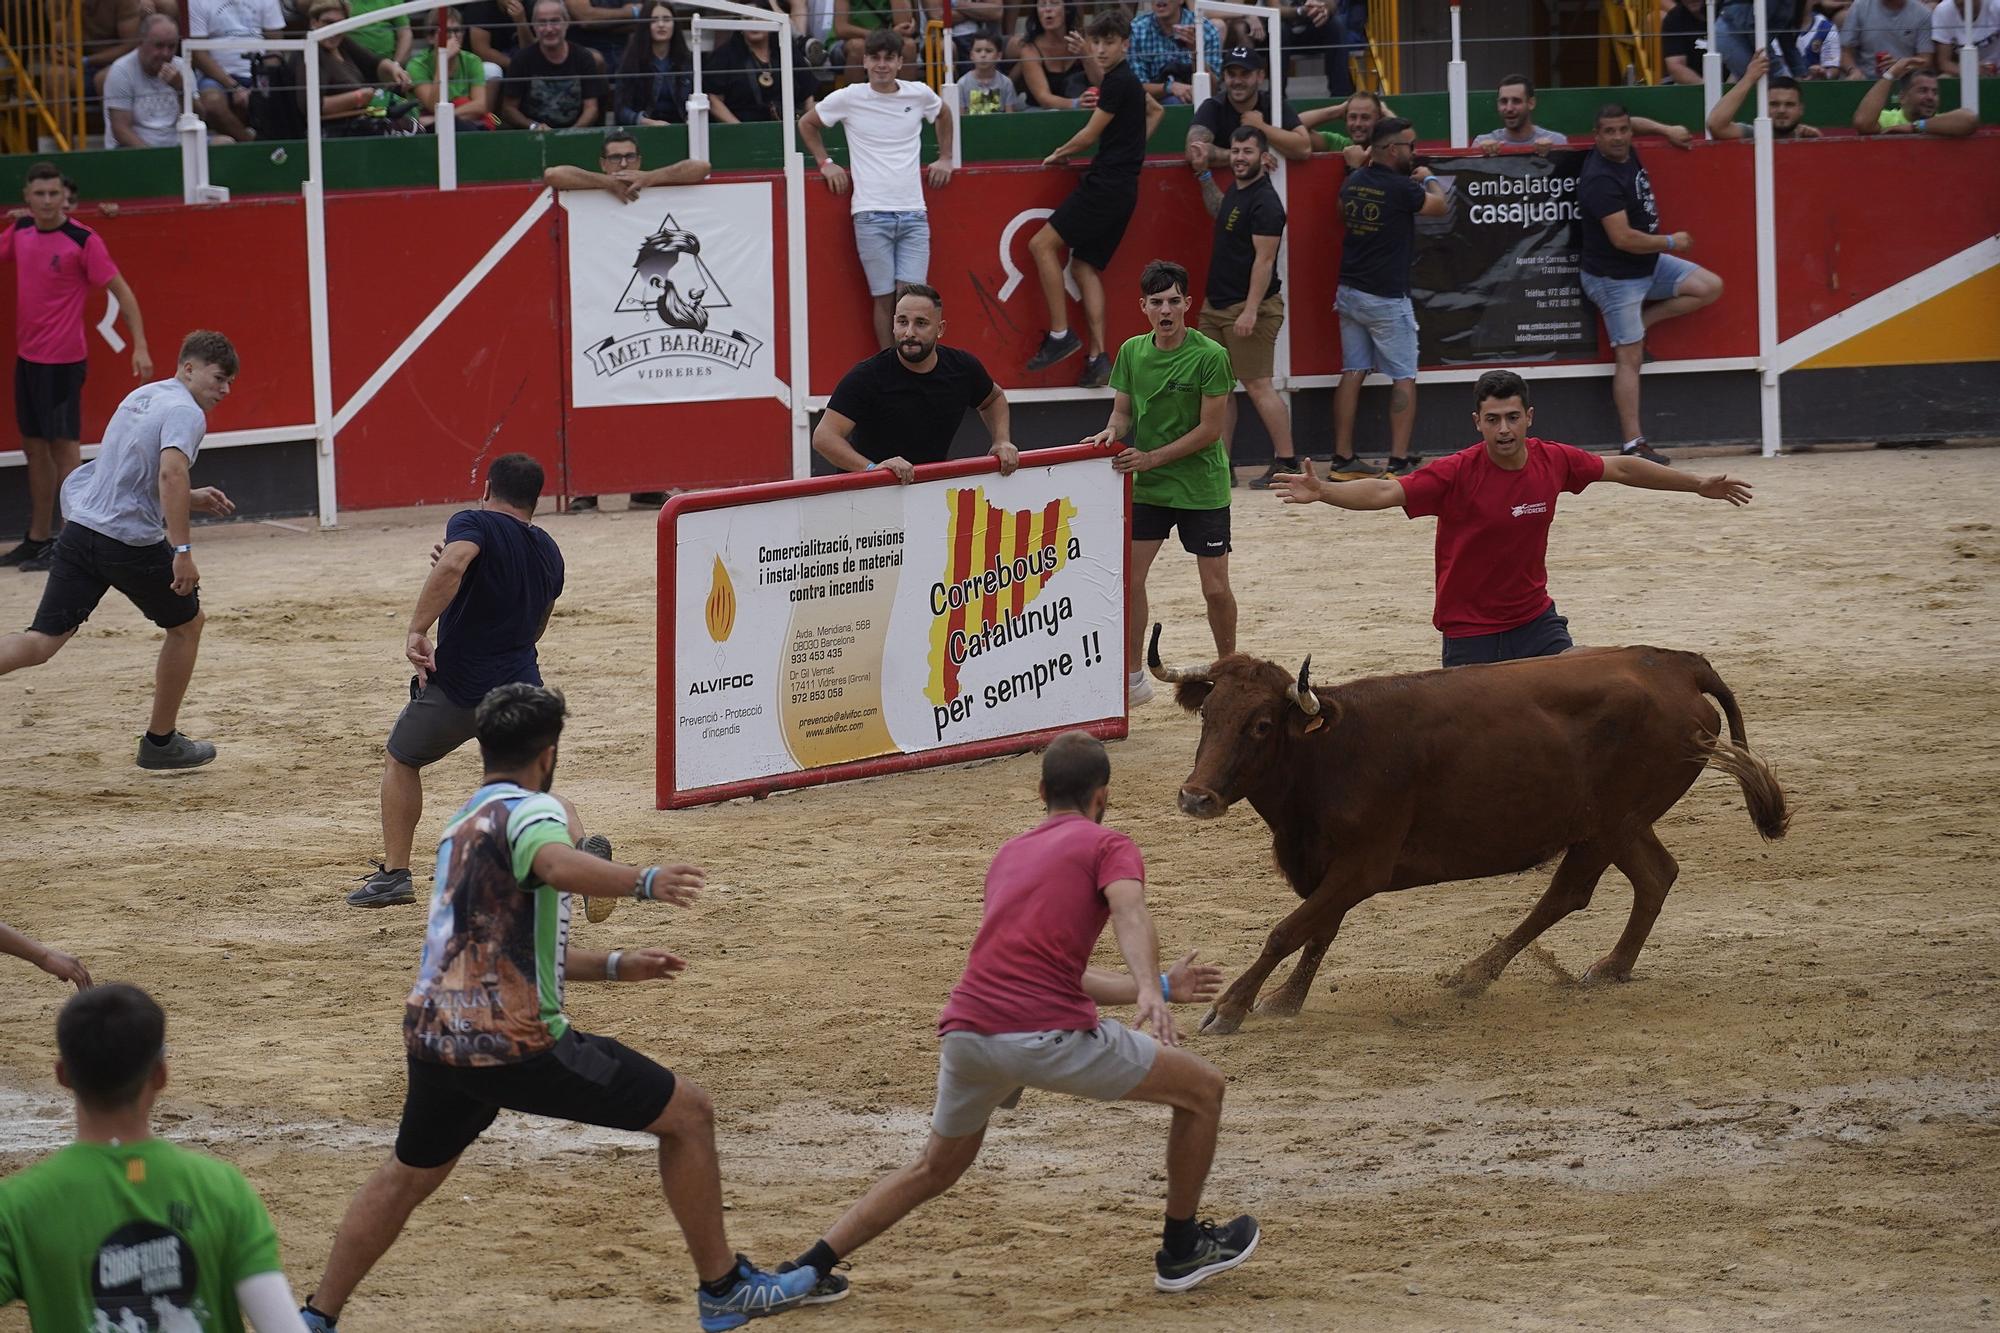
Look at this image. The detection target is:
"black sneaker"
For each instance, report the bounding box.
[577,832,617,923]
[16,545,55,572]
[346,862,415,908]
[1077,353,1111,388]
[629,492,668,509]
[1249,459,1310,489]
[776,1260,851,1305]
[1154,1214,1260,1293]
[134,731,217,770]
[1621,438,1673,467]
[1325,454,1383,481]
[0,537,49,567]
[1384,454,1424,477]
[569,495,600,513]
[1026,330,1082,371]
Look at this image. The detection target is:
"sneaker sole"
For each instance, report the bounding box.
[346,884,416,908]
[136,748,218,771]
[577,834,617,923]
[801,1286,850,1306]
[1154,1227,1259,1293]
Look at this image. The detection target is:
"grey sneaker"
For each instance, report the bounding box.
[1154,1214,1260,1293]
[776,1261,850,1305]
[135,732,217,770]
[346,862,415,908]
[577,833,617,923]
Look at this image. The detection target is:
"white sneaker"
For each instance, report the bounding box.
[1128,671,1155,706]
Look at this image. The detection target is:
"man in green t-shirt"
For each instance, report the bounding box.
[0,984,303,1331]
[1087,258,1236,708]
[346,0,414,66]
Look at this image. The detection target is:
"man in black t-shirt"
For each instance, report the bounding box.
[1191,124,1305,489]
[1331,116,1446,479]
[349,453,567,908]
[459,0,526,72]
[496,0,609,130]
[814,284,1020,484]
[1185,47,1312,169]
[1025,10,1164,389]
[1660,0,1708,84]
[1576,103,1721,466]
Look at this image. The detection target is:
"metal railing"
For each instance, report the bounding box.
[0,0,85,151]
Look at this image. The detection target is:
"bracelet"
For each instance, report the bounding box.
[633,866,659,900]
[171,543,192,554]
[606,949,623,981]
[1195,169,1211,182]
[1916,117,1928,132]
[1665,234,1676,252]
[1159,971,1172,1001]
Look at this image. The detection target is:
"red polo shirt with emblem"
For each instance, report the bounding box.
[1397,438,1605,638]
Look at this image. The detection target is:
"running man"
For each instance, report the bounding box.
[1276,368,1752,666]
[1,161,153,572]
[782,731,1252,1301]
[348,453,565,909]
[301,684,817,1332]
[0,330,236,769]
[0,984,307,1332]
[1086,259,1236,707]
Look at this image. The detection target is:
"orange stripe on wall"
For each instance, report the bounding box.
[1796,267,2000,370]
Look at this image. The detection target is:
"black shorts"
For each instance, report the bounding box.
[385,677,480,768]
[1441,602,1574,668]
[28,523,201,637]
[1132,502,1230,557]
[14,357,87,441]
[1047,174,1139,272]
[394,1029,678,1169]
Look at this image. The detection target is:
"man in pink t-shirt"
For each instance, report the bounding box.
[1276,368,1753,666]
[781,732,1260,1302]
[1,162,153,571]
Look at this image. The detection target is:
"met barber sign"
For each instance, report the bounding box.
[563,182,781,406]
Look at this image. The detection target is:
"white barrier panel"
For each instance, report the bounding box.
[563,183,782,407]
[657,446,1129,808]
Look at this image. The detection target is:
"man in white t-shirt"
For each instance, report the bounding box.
[188,0,286,141]
[1933,0,2000,76]
[798,26,957,350]
[104,13,184,148]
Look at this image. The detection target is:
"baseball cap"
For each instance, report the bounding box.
[1220,46,1256,70]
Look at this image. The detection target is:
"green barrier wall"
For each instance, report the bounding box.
[14,78,1994,202]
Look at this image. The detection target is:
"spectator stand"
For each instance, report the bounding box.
[173,0,818,526]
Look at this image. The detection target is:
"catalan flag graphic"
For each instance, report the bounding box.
[926,486,1077,706]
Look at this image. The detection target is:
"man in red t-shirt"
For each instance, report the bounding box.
[1277,368,1752,666]
[1,162,153,572]
[781,732,1259,1302]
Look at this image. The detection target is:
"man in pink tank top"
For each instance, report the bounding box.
[778,731,1262,1305]
[1,162,153,571]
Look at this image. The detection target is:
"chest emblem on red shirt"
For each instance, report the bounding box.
[1510,501,1549,517]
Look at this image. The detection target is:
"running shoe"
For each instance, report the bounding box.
[16,546,54,573]
[135,732,217,771]
[1154,1214,1260,1293]
[1249,459,1311,489]
[570,495,600,513]
[1026,330,1082,371]
[1384,454,1424,477]
[696,1255,817,1331]
[299,1304,338,1332]
[346,862,415,908]
[1078,353,1111,388]
[1621,437,1673,467]
[577,832,617,923]
[775,1260,851,1305]
[1324,454,1383,481]
[0,537,48,567]
[1127,671,1155,707]
[629,492,669,509]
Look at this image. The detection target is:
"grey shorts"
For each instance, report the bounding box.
[931,1018,1158,1138]
[385,678,479,768]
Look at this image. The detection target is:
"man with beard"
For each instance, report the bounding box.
[1192,125,1304,490]
[1330,117,1446,481]
[813,284,1019,484]
[1299,85,1388,166]
[1852,57,1981,135]
[1706,52,1823,139]
[301,684,820,1332]
[1185,46,1312,167]
[1474,73,1567,153]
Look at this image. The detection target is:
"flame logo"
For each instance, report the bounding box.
[705,555,736,642]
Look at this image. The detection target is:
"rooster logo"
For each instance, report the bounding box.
[615,214,730,331]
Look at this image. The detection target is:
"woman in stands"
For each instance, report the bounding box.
[1014,0,1101,110]
[708,0,825,122]
[614,2,738,125]
[292,0,417,134]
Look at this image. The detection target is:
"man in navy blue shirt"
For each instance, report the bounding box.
[349,453,567,908]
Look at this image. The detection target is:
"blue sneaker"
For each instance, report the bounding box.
[697,1255,816,1331]
[299,1305,337,1332]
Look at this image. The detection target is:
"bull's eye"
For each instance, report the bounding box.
[1249,717,1273,738]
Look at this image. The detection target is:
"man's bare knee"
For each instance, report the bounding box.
[168,609,205,638]
[651,1078,714,1139]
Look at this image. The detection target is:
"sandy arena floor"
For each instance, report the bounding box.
[1,445,1996,1331]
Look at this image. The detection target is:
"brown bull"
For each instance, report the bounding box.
[1148,626,1790,1035]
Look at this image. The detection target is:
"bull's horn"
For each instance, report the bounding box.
[1146,623,1211,684]
[1289,655,1321,715]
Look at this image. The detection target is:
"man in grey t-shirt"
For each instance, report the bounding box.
[1840,0,1934,77]
[1474,74,1569,153]
[0,331,240,770]
[104,14,184,148]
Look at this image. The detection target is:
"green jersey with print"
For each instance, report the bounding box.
[404,781,578,1066]
[0,1138,282,1332]
[1110,328,1235,510]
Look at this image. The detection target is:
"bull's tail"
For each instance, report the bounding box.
[1690,656,1790,841]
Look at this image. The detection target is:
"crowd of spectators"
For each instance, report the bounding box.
[1659,0,1998,84]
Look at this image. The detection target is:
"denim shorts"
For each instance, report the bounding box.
[1581,253,1698,348]
[1441,602,1574,668]
[853,209,931,297]
[1336,285,1419,381]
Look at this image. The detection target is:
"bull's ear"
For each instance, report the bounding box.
[1303,715,1326,734]
[1174,680,1214,712]
[1293,698,1339,734]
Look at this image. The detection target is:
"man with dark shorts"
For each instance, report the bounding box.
[1025,10,1163,389]
[0,330,236,769]
[2,161,153,572]
[781,732,1251,1303]
[1087,260,1235,707]
[349,453,565,908]
[812,283,1018,484]
[300,684,817,1332]
[1275,369,1753,666]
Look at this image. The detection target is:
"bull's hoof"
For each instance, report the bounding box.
[1582,957,1634,985]
[1255,990,1306,1017]
[1198,1005,1244,1036]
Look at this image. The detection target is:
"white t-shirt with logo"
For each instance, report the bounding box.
[188,0,285,82]
[814,79,943,215]
[1932,0,2000,65]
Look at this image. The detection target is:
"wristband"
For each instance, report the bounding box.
[1665,234,1676,252]
[865,460,879,470]
[1159,971,1172,1001]
[1916,118,1928,132]
[171,543,192,554]
[634,866,659,900]
[1195,169,1211,182]
[606,948,623,981]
